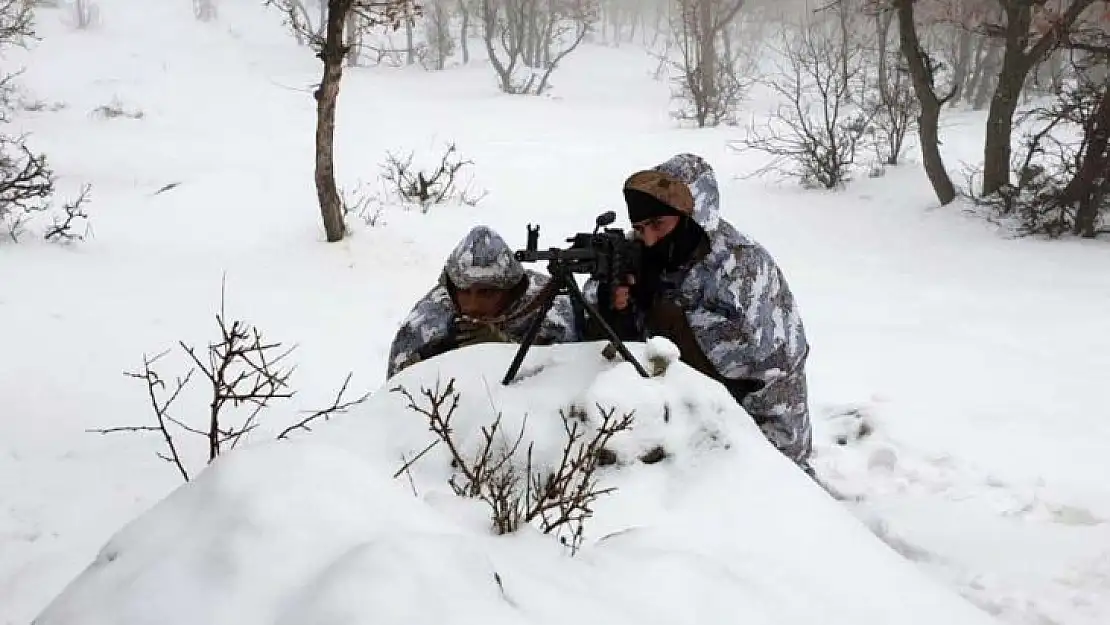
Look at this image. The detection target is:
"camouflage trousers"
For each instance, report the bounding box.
[734,362,815,476]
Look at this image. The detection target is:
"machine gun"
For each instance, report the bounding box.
[501,211,650,385]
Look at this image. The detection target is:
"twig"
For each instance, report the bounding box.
[90,350,194,481]
[277,372,372,440]
[393,439,439,479]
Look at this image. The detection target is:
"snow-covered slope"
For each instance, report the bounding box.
[32,340,1000,625]
[3,1,1110,625]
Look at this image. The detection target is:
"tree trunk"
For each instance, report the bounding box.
[697,0,716,128]
[896,0,956,205]
[1067,86,1110,237]
[963,34,985,104]
[315,0,350,243]
[918,101,955,204]
[981,25,1034,197]
[405,16,415,65]
[344,10,361,66]
[971,39,1000,110]
[875,11,891,103]
[459,0,470,63]
[980,0,1098,197]
[950,28,973,103]
[837,0,851,98]
[981,71,1023,196]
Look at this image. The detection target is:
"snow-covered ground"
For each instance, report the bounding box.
[2,1,1109,624]
[31,340,1001,625]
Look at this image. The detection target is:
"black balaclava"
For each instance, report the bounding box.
[624,188,706,274]
[641,214,706,273]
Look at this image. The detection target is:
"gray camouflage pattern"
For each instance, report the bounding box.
[443,225,525,289]
[386,226,578,378]
[595,154,813,467]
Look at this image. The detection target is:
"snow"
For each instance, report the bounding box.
[32,342,998,625]
[2,1,1110,625]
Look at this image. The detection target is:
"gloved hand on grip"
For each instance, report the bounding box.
[455,318,514,347]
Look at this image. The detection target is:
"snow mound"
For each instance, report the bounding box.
[33,341,1000,625]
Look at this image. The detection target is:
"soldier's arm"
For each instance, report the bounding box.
[689,246,806,381]
[580,278,642,341]
[536,294,582,343]
[385,289,456,378]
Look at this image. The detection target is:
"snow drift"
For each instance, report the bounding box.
[32,340,1000,625]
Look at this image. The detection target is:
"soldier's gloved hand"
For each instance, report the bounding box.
[455,319,513,347]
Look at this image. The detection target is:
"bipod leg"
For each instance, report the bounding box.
[501,284,557,385]
[564,278,650,379]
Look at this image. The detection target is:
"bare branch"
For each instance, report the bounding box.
[396,378,635,554]
[379,142,485,211]
[43,183,92,242]
[93,351,195,481]
[277,372,372,439]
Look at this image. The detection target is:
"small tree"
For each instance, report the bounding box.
[2,0,91,241]
[669,0,747,128]
[193,0,218,22]
[864,6,918,166]
[91,280,372,482]
[70,0,99,30]
[267,0,420,242]
[973,47,1109,237]
[891,0,961,205]
[974,0,1101,197]
[422,0,455,69]
[480,0,597,95]
[395,378,634,554]
[734,11,874,189]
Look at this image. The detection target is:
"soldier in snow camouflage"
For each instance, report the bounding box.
[586,153,814,473]
[386,225,578,379]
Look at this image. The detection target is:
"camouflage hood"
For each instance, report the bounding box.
[650,152,725,239]
[441,225,526,290]
[622,152,725,242]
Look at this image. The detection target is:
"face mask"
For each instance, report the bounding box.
[640,216,704,273]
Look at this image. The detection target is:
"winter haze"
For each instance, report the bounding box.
[2,1,1109,625]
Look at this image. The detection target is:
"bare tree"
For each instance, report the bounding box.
[70,0,99,30]
[90,280,374,481]
[864,6,918,166]
[597,0,651,45]
[266,0,419,242]
[734,11,874,188]
[193,0,218,22]
[457,0,475,61]
[669,0,747,127]
[90,282,297,481]
[0,0,33,42]
[2,0,92,241]
[973,44,1109,237]
[379,142,486,210]
[422,0,456,69]
[976,0,1101,197]
[1,133,56,241]
[892,0,961,205]
[481,0,597,95]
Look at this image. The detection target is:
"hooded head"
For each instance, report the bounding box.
[623,169,695,224]
[442,225,527,318]
[622,153,720,271]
